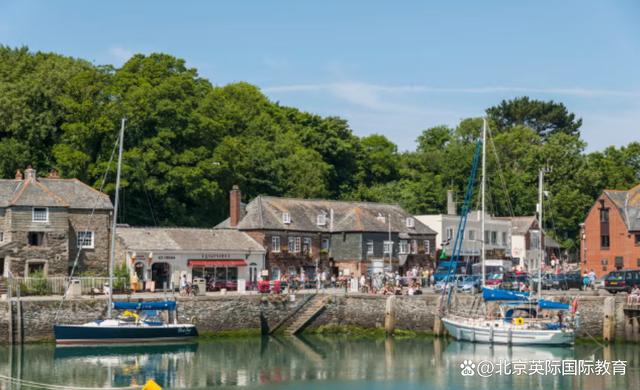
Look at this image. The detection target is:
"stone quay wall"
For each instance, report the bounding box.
[0,293,632,344]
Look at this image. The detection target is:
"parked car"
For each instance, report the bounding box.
[500,272,530,291]
[434,274,464,293]
[605,270,640,294]
[553,272,583,290]
[485,273,504,287]
[458,275,481,294]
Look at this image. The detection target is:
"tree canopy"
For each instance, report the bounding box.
[1,46,638,254]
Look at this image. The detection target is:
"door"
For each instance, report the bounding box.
[0,258,4,277]
[151,262,171,291]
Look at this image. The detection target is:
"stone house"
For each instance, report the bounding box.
[0,167,113,277]
[216,186,437,278]
[115,227,265,290]
[580,183,640,278]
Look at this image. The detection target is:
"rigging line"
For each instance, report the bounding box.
[54,134,119,323]
[486,125,516,217]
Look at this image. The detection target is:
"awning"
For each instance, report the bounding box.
[188,259,247,267]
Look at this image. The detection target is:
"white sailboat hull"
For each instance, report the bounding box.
[442,315,575,346]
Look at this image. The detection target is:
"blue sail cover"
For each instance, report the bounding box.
[482,287,529,301]
[538,299,570,310]
[113,301,177,311]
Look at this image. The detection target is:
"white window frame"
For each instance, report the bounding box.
[424,240,431,255]
[468,230,475,240]
[406,217,415,228]
[282,212,291,224]
[32,207,49,223]
[321,238,330,251]
[317,213,326,226]
[383,240,393,255]
[76,231,95,249]
[491,231,497,245]
[366,240,374,255]
[288,236,301,253]
[271,236,281,253]
[399,240,409,254]
[502,232,507,246]
[446,227,454,240]
[411,239,417,254]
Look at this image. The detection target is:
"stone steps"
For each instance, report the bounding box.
[283,296,328,335]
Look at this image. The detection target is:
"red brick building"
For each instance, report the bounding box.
[580,184,640,278]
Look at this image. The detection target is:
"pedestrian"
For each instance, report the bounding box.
[588,269,596,290]
[320,270,327,291]
[360,274,366,293]
[582,272,590,291]
[300,271,306,290]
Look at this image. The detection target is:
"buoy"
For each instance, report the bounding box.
[142,379,162,390]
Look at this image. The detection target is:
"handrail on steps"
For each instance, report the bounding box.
[268,293,318,335]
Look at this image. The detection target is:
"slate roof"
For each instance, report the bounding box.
[0,178,112,209]
[116,227,265,252]
[216,195,436,235]
[506,216,538,235]
[604,183,640,232]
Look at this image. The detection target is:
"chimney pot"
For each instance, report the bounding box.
[24,166,36,181]
[230,185,241,228]
[15,169,23,180]
[48,169,60,178]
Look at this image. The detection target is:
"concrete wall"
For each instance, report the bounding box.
[1,293,634,344]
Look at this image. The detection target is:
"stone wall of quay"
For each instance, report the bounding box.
[0,293,631,344]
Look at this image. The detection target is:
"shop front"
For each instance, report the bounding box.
[189,259,248,291]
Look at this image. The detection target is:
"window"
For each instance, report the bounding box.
[27,262,45,276]
[271,236,281,253]
[282,212,291,224]
[76,231,94,249]
[502,232,507,246]
[271,267,281,280]
[484,230,490,245]
[468,230,475,240]
[399,240,409,254]
[635,234,640,246]
[637,258,640,267]
[446,228,454,240]
[366,240,374,255]
[288,236,301,253]
[0,231,3,242]
[490,231,497,245]
[600,208,609,222]
[27,232,45,246]
[383,241,393,254]
[321,238,330,251]
[424,240,431,255]
[32,207,48,222]
[410,239,417,254]
[406,217,415,228]
[601,235,610,249]
[317,213,326,226]
[303,237,312,255]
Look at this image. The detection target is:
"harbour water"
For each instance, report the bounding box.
[0,337,638,389]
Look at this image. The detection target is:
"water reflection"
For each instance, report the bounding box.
[0,337,637,389]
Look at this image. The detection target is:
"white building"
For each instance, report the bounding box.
[498,216,561,271]
[415,191,511,266]
[116,227,265,290]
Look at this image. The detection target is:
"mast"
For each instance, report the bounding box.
[107,118,126,319]
[537,168,544,299]
[481,118,487,287]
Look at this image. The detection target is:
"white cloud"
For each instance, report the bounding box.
[108,46,134,66]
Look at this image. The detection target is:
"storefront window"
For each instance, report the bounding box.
[227,267,238,281]
[216,267,227,282]
[271,267,281,280]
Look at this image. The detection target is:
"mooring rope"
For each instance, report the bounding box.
[0,374,140,390]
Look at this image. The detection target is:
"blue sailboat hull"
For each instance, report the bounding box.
[54,323,198,345]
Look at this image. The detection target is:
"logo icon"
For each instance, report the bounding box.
[460,360,476,376]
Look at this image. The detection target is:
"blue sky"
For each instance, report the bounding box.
[1,1,638,151]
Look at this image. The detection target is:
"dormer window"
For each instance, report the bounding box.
[406,217,415,228]
[32,207,48,222]
[317,213,327,226]
[282,212,291,224]
[376,213,386,223]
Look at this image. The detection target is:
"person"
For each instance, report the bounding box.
[330,274,336,288]
[360,274,366,293]
[582,272,590,291]
[320,270,327,290]
[588,269,596,290]
[300,271,306,289]
[180,274,188,293]
[628,285,640,305]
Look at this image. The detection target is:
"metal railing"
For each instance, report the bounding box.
[6,276,128,297]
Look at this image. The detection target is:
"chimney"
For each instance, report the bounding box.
[229,185,241,228]
[24,165,36,181]
[48,169,60,178]
[447,190,456,215]
[15,169,23,180]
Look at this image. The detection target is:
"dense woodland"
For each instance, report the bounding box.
[1,46,639,254]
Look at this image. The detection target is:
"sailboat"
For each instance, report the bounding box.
[439,118,578,346]
[54,119,198,345]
